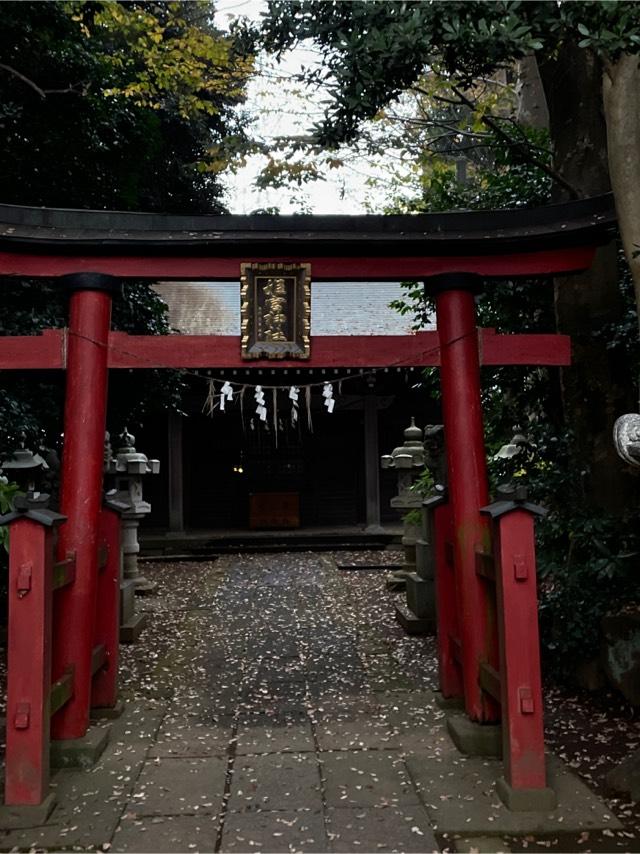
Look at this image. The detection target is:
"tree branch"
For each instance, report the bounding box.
[0,63,82,98]
[0,63,45,97]
[451,86,580,199]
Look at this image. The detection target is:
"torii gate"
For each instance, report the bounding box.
[0,194,616,815]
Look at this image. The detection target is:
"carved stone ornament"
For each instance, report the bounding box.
[613,413,640,467]
[241,262,311,359]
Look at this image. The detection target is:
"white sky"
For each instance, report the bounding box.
[214,0,388,214]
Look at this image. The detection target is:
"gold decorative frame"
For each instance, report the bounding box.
[240,262,311,360]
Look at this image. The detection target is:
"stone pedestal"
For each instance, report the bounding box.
[119,577,148,643]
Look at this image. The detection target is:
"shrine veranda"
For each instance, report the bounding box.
[0,194,618,819]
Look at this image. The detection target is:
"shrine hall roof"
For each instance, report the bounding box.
[0,194,616,256]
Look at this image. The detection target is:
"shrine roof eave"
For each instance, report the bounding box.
[0,194,616,257]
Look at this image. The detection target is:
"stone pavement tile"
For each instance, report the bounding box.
[326,805,438,853]
[453,835,511,852]
[0,771,125,851]
[112,813,219,852]
[108,705,166,743]
[315,713,401,752]
[363,655,420,692]
[374,696,457,758]
[0,708,163,850]
[320,751,421,808]
[241,678,308,708]
[221,809,327,852]
[236,712,315,754]
[406,754,623,835]
[228,752,323,812]
[127,756,227,815]
[149,715,234,758]
[172,687,240,716]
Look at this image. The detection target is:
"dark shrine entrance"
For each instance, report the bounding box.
[184,407,367,529]
[142,370,430,532]
[0,194,617,817]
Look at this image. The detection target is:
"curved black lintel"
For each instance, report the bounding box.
[0,194,616,257]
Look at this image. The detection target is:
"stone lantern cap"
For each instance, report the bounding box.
[104,429,160,476]
[381,418,425,469]
[1,433,49,473]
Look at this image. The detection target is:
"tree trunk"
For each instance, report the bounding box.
[538,43,638,512]
[515,54,549,130]
[602,53,640,344]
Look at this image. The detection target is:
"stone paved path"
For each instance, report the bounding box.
[0,552,622,853]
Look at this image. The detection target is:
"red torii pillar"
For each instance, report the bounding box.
[431,273,499,723]
[51,273,119,743]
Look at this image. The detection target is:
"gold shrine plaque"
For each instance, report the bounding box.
[240,262,311,360]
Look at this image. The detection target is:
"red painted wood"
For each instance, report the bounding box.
[0,329,572,370]
[480,330,570,366]
[5,519,53,806]
[107,330,571,369]
[0,246,595,280]
[91,508,121,710]
[433,502,463,699]
[0,329,66,369]
[52,289,112,741]
[494,509,547,790]
[435,288,499,723]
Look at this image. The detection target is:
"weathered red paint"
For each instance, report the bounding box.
[4,518,53,806]
[435,286,499,722]
[493,508,548,790]
[0,246,595,281]
[433,501,463,699]
[91,508,121,710]
[51,288,112,741]
[0,328,571,371]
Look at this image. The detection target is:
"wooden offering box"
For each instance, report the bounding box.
[249,492,300,529]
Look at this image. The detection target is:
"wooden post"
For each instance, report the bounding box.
[430,497,462,699]
[364,391,382,533]
[1,503,64,814]
[483,501,556,809]
[433,274,499,723]
[91,507,121,710]
[52,273,118,741]
[168,411,184,533]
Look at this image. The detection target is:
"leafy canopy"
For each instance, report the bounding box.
[0,1,253,211]
[253,0,640,146]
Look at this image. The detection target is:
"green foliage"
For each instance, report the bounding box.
[386,121,640,675]
[0,0,251,458]
[0,1,253,212]
[0,479,20,553]
[253,0,640,147]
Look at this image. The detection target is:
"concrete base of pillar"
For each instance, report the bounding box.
[120,612,148,644]
[133,576,157,596]
[495,775,557,812]
[364,524,386,535]
[50,725,110,769]
[447,714,502,757]
[0,794,57,829]
[405,572,435,619]
[434,691,465,711]
[91,700,125,721]
[385,568,413,591]
[395,602,435,635]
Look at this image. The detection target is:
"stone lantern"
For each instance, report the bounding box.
[397,424,447,634]
[381,418,426,580]
[104,429,160,642]
[1,432,49,494]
